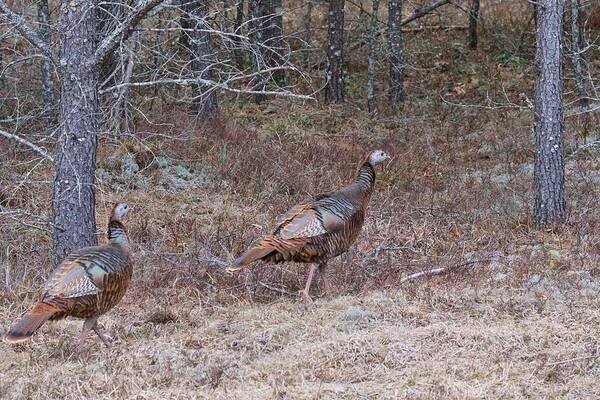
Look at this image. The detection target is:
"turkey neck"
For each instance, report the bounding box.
[341,161,376,204]
[107,220,129,252]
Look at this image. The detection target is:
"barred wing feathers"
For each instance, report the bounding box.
[44,246,128,299]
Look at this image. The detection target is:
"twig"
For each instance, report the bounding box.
[400,259,492,284]
[0,129,54,162]
[258,281,294,296]
[547,354,600,366]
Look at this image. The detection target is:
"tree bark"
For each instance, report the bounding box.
[388,0,404,108]
[533,0,565,227]
[324,0,345,103]
[188,0,219,116]
[249,0,267,103]
[304,2,313,42]
[367,0,380,113]
[233,0,245,67]
[37,0,55,119]
[53,0,98,264]
[269,0,284,84]
[468,0,479,49]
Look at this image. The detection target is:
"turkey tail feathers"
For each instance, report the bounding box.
[4,302,60,344]
[233,245,276,268]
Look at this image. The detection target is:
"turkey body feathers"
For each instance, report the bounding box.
[5,204,132,345]
[234,161,376,268]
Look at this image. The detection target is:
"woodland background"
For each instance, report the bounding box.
[0,0,600,398]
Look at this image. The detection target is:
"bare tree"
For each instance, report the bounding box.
[303,0,313,65]
[52,0,99,263]
[533,0,565,227]
[570,0,589,141]
[468,0,479,49]
[388,0,404,108]
[268,0,284,84]
[325,0,345,103]
[37,0,54,118]
[367,0,380,113]
[186,0,219,116]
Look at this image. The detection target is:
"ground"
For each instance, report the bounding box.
[2,279,600,399]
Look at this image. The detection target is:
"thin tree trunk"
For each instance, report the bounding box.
[388,0,404,108]
[37,0,54,119]
[188,0,218,116]
[468,0,479,49]
[367,0,380,113]
[325,0,345,103]
[53,0,99,264]
[269,0,284,84]
[303,0,313,65]
[570,0,589,142]
[249,0,266,103]
[533,0,565,227]
[234,0,245,67]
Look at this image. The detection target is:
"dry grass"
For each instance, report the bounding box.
[2,283,600,399]
[2,3,600,399]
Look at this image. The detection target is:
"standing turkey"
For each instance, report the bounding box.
[5,202,133,350]
[232,150,390,302]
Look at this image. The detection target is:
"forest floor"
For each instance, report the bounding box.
[1,281,600,399]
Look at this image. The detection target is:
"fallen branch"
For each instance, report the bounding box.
[400,259,492,284]
[403,25,468,32]
[0,129,54,162]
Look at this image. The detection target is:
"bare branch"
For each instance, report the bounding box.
[0,129,54,162]
[0,0,57,64]
[401,0,451,26]
[400,259,490,284]
[99,66,316,101]
[95,0,166,66]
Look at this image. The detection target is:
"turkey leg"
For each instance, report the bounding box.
[299,264,318,303]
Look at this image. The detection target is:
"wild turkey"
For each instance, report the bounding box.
[5,202,133,350]
[232,150,390,302]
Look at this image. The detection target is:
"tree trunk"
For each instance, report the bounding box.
[188,0,219,116]
[325,0,345,103]
[468,0,479,49]
[37,0,54,119]
[570,0,589,142]
[233,0,245,67]
[269,0,284,84]
[303,0,313,65]
[388,0,404,108]
[249,0,267,103]
[367,0,380,113]
[533,0,565,227]
[53,0,98,264]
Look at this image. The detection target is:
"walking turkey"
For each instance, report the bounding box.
[5,202,133,350]
[232,150,390,302]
